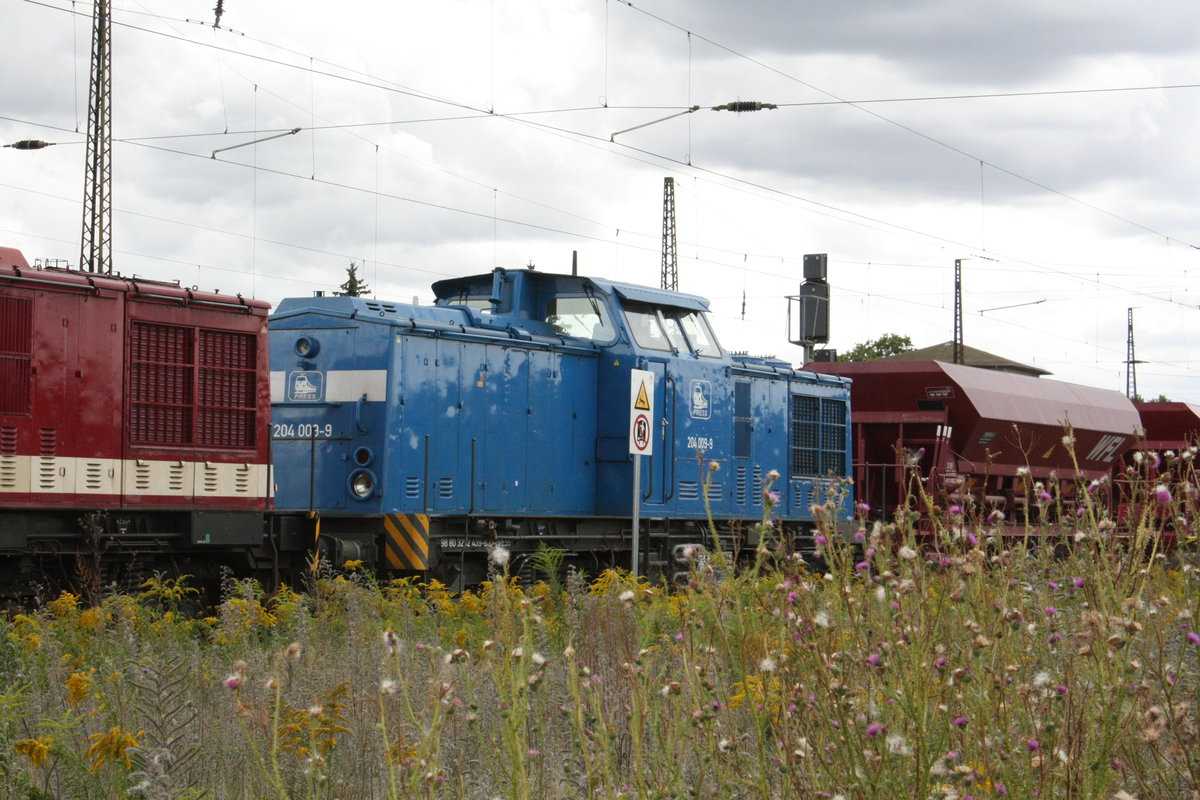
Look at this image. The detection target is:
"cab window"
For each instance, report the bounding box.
[545,295,615,341]
[678,310,722,357]
[624,303,673,351]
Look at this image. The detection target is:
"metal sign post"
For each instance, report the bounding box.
[629,369,654,578]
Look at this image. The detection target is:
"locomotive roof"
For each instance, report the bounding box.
[0,251,269,313]
[429,268,712,312]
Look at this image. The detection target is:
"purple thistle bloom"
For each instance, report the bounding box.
[786,592,798,604]
[966,533,978,547]
[865,547,876,558]
[935,657,948,669]
[1044,606,1058,617]
[814,534,828,546]
[855,561,871,572]
[948,504,963,515]
[1073,577,1085,588]
[953,716,967,728]
[1026,739,1040,751]
[1155,484,1171,504]
[856,502,870,513]
[865,723,883,736]
[766,490,781,505]
[1038,491,1053,502]
[867,652,880,667]
[1056,685,1069,695]
[1046,581,1060,590]
[1187,631,1200,646]
[854,529,866,542]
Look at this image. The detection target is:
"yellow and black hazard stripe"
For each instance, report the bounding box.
[383,513,430,570]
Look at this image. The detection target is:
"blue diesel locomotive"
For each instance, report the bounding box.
[269,265,852,586]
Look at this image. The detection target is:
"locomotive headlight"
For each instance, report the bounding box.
[349,469,376,500]
[294,336,320,358]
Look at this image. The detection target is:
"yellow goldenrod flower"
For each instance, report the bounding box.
[85,726,141,772]
[14,736,53,767]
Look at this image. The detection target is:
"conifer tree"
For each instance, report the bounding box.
[337,261,370,297]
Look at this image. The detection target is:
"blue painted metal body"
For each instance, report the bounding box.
[269,268,852,569]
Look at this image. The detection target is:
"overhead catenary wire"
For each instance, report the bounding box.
[7,1,1199,386]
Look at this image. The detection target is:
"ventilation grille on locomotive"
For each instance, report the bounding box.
[0,296,32,415]
[130,322,256,448]
[790,395,847,477]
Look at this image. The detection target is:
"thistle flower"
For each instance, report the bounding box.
[708,460,720,472]
[766,468,780,481]
[898,546,917,560]
[865,723,883,736]
[223,674,242,690]
[488,545,510,569]
[1186,631,1200,646]
[383,629,400,655]
[1154,484,1171,505]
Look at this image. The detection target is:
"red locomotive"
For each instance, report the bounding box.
[0,246,282,597]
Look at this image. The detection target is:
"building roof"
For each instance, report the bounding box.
[882,341,1050,377]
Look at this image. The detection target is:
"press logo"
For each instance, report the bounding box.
[288,371,324,402]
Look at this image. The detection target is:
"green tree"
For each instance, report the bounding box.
[841,333,914,362]
[337,261,370,297]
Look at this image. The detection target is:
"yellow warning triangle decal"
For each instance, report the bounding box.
[634,382,651,410]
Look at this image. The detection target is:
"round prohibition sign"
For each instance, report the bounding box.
[632,413,651,452]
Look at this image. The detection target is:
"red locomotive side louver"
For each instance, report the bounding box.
[130,322,194,444]
[129,323,256,449]
[0,296,32,415]
[197,329,256,448]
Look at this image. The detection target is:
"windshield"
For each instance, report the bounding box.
[622,301,723,356]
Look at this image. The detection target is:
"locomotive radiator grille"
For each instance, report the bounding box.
[383,513,430,570]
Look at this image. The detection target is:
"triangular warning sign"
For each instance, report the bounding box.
[634,382,651,410]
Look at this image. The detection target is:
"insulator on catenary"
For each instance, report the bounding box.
[712,101,777,112]
[5,140,54,150]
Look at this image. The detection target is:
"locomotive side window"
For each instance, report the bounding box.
[544,295,615,341]
[790,396,847,476]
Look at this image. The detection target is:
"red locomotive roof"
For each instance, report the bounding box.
[1135,401,1200,449]
[0,253,270,313]
[0,247,31,269]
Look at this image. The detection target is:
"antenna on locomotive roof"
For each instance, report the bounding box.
[572,250,578,277]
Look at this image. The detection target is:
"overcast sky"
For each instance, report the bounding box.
[3,0,1199,401]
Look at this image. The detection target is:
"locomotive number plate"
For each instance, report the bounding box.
[687,436,714,451]
[272,423,335,439]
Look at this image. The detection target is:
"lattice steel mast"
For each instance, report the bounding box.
[1126,307,1143,399]
[661,177,677,291]
[952,259,964,364]
[80,0,113,274]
